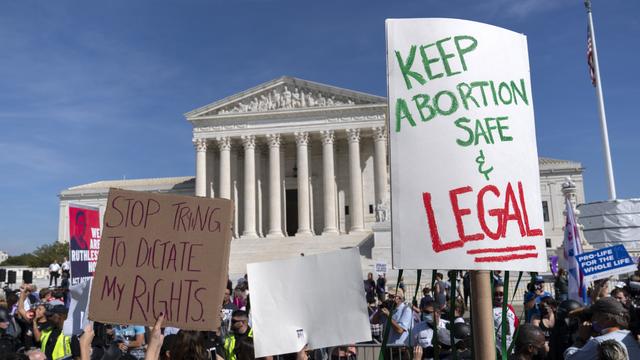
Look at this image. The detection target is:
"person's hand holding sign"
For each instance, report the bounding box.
[145,313,165,360]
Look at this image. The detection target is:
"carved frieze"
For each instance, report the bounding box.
[215,84,368,115]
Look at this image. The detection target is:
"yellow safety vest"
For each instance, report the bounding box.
[40,328,72,360]
[224,328,253,360]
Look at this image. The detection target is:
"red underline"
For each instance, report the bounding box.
[466,245,537,255]
[474,253,539,262]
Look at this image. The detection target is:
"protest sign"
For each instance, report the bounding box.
[576,245,636,282]
[69,205,101,285]
[88,189,233,331]
[386,18,547,271]
[64,279,92,336]
[248,248,371,357]
[375,261,387,274]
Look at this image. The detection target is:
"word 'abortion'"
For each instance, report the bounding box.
[105,196,224,233]
[393,35,530,133]
[422,181,542,253]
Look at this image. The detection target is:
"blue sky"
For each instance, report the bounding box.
[1,0,638,254]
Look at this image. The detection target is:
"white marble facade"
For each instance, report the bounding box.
[59,76,585,253]
[187,77,390,239]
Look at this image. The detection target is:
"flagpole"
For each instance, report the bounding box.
[585,0,617,200]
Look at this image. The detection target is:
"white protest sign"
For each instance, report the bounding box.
[375,261,388,274]
[63,279,92,336]
[387,18,547,271]
[248,248,371,357]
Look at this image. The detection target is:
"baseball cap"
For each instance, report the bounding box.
[534,275,545,283]
[45,300,68,316]
[585,297,627,317]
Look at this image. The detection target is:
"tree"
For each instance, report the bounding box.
[0,241,69,267]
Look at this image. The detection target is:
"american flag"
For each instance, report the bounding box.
[587,25,596,87]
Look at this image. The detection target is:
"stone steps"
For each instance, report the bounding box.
[227,233,375,279]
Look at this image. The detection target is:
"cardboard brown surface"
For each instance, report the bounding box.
[88,189,233,331]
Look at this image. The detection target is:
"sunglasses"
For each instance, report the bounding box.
[231,319,246,324]
[494,292,504,296]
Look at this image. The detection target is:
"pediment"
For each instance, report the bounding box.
[185,76,386,119]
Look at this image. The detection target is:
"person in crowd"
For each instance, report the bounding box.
[0,306,21,353]
[413,287,433,314]
[524,276,551,323]
[462,271,470,308]
[48,260,61,288]
[493,270,503,286]
[371,288,412,346]
[364,273,377,305]
[597,339,629,360]
[411,298,438,356]
[113,323,146,359]
[38,288,53,303]
[554,268,569,302]
[512,324,548,360]
[549,299,582,360]
[531,296,557,346]
[611,288,630,306]
[224,310,253,360]
[220,288,238,338]
[61,257,70,278]
[376,273,386,303]
[170,331,211,360]
[433,273,447,311]
[590,278,610,304]
[232,286,247,310]
[367,298,382,343]
[565,297,640,359]
[40,300,79,360]
[492,282,518,357]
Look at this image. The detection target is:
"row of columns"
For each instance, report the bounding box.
[193,127,388,238]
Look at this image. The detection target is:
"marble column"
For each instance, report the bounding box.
[266,134,284,237]
[346,128,365,232]
[295,132,312,236]
[320,130,339,235]
[217,137,232,199]
[373,126,389,205]
[241,135,258,238]
[206,145,216,198]
[194,138,207,197]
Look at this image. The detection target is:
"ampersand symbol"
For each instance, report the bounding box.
[475,150,494,181]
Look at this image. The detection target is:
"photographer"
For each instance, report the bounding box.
[523,276,551,323]
[371,288,412,346]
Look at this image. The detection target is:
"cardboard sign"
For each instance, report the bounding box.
[248,248,371,357]
[576,245,636,282]
[69,205,101,285]
[88,189,233,331]
[386,18,547,271]
[375,261,388,274]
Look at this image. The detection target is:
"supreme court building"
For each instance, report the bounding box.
[59,76,586,276]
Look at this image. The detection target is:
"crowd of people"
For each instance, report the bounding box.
[4,266,640,359]
[364,269,640,359]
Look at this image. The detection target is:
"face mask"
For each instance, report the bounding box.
[422,313,434,324]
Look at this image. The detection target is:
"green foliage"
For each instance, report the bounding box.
[0,241,69,267]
